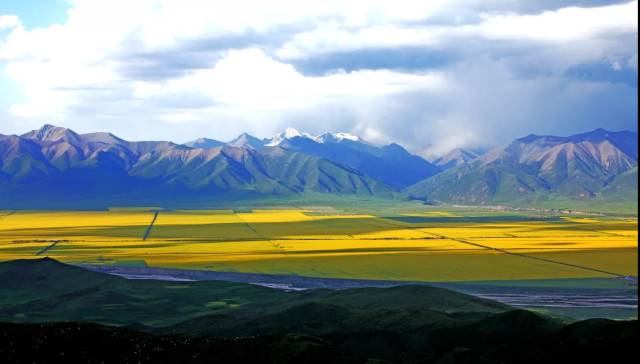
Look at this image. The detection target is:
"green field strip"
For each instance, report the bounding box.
[416,228,628,278]
[445,236,626,278]
[233,213,284,251]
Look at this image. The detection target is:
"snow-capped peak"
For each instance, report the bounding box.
[266,128,363,146]
[283,127,303,138]
[266,127,315,146]
[316,132,361,143]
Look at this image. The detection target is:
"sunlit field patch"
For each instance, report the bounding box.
[0,211,153,241]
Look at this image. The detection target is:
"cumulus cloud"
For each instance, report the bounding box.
[0,0,637,155]
[477,1,637,42]
[277,1,638,59]
[0,15,20,30]
[133,49,445,111]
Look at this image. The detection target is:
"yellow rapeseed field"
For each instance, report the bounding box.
[0,209,637,281]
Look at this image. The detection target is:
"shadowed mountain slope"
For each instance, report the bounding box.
[266,132,440,189]
[188,127,441,189]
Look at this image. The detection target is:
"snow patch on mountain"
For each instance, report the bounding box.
[266,128,361,146]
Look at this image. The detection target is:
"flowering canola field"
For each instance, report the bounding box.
[0,209,636,281]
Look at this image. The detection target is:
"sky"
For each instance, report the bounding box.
[0,0,637,157]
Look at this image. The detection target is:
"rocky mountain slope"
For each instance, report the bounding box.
[406,129,638,205]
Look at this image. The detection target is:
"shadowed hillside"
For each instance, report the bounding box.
[0,258,637,363]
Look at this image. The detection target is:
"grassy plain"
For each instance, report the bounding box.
[0,207,636,281]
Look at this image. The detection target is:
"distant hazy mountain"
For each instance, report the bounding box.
[431,148,477,170]
[225,133,267,149]
[406,129,638,205]
[184,138,224,149]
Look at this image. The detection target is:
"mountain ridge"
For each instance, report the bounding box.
[1,125,398,207]
[431,148,478,170]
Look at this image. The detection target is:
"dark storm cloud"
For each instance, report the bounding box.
[111,24,310,80]
[273,54,638,157]
[495,0,630,13]
[291,47,459,75]
[565,62,638,87]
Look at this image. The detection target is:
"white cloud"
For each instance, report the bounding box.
[132,48,446,127]
[0,1,450,122]
[276,23,444,60]
[419,119,478,159]
[0,15,20,30]
[278,1,638,59]
[477,1,637,42]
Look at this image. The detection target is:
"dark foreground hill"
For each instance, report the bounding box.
[0,258,637,363]
[0,258,508,328]
[1,318,636,364]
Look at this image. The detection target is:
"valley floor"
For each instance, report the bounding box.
[0,206,636,282]
[82,263,638,320]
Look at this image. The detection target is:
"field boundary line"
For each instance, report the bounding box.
[233,213,284,251]
[588,229,629,238]
[443,235,625,278]
[142,211,160,241]
[0,211,16,221]
[35,240,62,256]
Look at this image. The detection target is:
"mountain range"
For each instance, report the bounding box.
[0,125,637,209]
[406,129,638,206]
[184,127,440,189]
